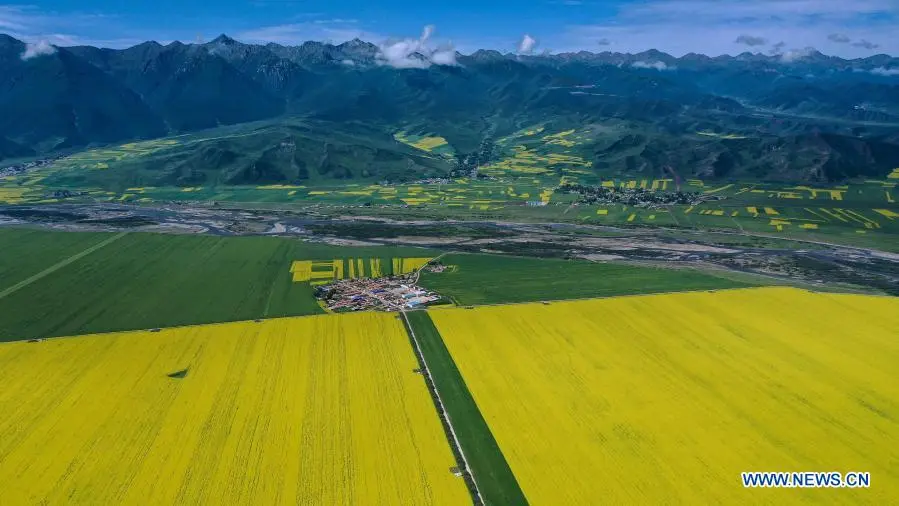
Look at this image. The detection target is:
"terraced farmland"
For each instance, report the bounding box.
[427,287,899,504]
[0,312,468,505]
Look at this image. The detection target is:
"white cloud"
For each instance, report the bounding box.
[769,41,786,55]
[632,60,674,70]
[0,5,36,32]
[617,0,895,21]
[828,33,851,43]
[421,24,435,42]
[430,48,458,65]
[852,39,880,50]
[0,5,158,48]
[21,40,56,60]
[341,59,355,66]
[313,18,358,25]
[376,25,457,68]
[518,34,537,54]
[735,34,767,47]
[3,1,898,58]
[779,46,816,62]
[871,66,899,76]
[237,20,376,46]
[379,39,430,68]
[563,0,899,57]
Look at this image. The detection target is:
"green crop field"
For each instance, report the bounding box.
[0,228,112,289]
[419,253,754,305]
[4,129,898,253]
[0,228,435,341]
[403,310,528,506]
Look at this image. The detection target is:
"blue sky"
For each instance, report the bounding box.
[1,1,896,57]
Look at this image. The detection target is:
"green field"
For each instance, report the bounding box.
[0,228,113,289]
[419,253,753,305]
[404,311,528,506]
[4,131,898,253]
[0,228,434,341]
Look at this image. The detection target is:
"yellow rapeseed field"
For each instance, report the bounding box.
[291,257,433,283]
[0,186,28,204]
[289,259,312,282]
[393,257,432,274]
[429,287,899,505]
[0,313,467,505]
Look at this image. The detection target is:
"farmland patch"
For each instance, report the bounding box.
[0,312,469,504]
[291,257,433,284]
[428,287,899,504]
[419,253,750,305]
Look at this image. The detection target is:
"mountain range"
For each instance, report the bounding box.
[2,33,899,183]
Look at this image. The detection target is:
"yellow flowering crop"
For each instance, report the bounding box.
[393,257,432,274]
[429,287,899,505]
[0,313,467,505]
[290,260,312,282]
[370,258,382,278]
[292,257,433,284]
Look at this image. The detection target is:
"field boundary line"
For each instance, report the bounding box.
[0,231,128,301]
[10,286,886,344]
[401,310,486,506]
[423,285,822,311]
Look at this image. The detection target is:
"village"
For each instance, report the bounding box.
[556,182,725,209]
[313,268,446,312]
[0,155,64,178]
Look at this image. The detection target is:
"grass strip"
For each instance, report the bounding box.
[0,231,127,300]
[404,310,529,506]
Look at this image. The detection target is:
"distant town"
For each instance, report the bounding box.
[0,155,63,178]
[557,182,725,209]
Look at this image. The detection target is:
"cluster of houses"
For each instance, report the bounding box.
[0,155,63,178]
[315,276,442,312]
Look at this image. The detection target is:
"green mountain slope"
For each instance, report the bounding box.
[38,120,453,190]
[3,33,899,183]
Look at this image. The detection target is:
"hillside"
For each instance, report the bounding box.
[2,33,899,182]
[36,120,453,189]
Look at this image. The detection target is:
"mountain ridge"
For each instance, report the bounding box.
[8,33,899,64]
[2,33,898,183]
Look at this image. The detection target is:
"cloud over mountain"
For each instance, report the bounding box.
[871,66,899,76]
[376,25,457,68]
[735,34,767,47]
[632,60,673,71]
[518,34,538,54]
[21,40,55,60]
[853,39,880,50]
[828,33,851,43]
[779,46,817,63]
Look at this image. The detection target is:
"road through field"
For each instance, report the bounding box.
[401,310,484,505]
[404,310,528,506]
[0,231,127,301]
